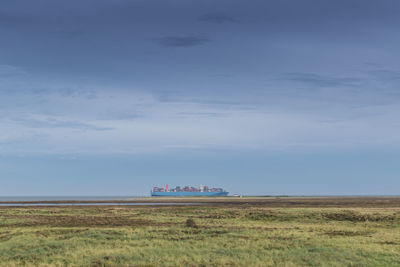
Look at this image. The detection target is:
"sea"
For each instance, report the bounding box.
[0,196,141,202]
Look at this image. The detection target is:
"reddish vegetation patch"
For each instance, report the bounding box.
[0,214,170,228]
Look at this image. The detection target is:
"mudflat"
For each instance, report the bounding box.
[1,196,400,206]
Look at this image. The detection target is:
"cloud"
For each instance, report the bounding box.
[54,29,86,39]
[280,73,359,88]
[153,36,209,47]
[12,117,114,131]
[0,64,27,77]
[2,62,400,155]
[368,69,400,81]
[2,83,400,155]
[177,112,228,118]
[0,11,36,29]
[198,13,237,24]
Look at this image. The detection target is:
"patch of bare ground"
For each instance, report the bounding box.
[0,214,171,228]
[322,211,398,222]
[323,230,375,237]
[377,241,399,245]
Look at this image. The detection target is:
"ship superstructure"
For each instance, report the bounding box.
[151,185,228,197]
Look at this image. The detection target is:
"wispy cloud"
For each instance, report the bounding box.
[280,73,359,88]
[12,117,114,131]
[2,61,400,155]
[198,13,237,24]
[153,36,209,47]
[0,11,37,29]
[1,86,400,154]
[0,64,27,77]
[177,112,228,118]
[368,69,400,81]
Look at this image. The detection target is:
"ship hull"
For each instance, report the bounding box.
[151,191,228,197]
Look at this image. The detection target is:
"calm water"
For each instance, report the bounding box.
[0,202,202,207]
[0,196,141,202]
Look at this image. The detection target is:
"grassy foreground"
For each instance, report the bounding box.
[0,201,400,266]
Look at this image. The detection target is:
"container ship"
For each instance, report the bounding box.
[151,185,228,197]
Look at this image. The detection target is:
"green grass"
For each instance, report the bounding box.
[0,205,399,266]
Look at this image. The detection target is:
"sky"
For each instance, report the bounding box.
[1,0,400,196]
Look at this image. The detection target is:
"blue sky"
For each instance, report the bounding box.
[1,0,400,195]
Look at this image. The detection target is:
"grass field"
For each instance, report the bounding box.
[0,197,400,266]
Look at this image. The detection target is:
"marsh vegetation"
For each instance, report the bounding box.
[0,198,399,266]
